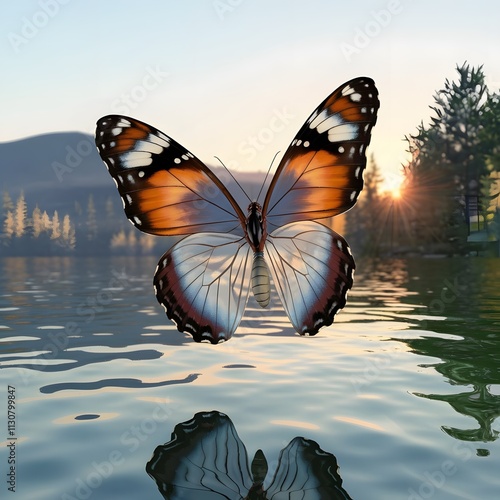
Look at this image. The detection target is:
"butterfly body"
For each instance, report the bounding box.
[250,252,271,308]
[95,77,379,343]
[244,201,271,308]
[246,202,266,252]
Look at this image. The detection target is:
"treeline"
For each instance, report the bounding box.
[345,62,500,257]
[0,191,162,256]
[1,191,76,252]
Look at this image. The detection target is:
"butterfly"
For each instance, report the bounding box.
[146,410,352,499]
[95,77,379,344]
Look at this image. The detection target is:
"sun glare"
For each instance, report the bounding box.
[391,186,402,199]
[382,172,405,200]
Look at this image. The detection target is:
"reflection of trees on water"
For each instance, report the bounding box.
[146,410,352,499]
[398,258,500,447]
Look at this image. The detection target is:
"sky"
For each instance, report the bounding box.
[2,0,500,193]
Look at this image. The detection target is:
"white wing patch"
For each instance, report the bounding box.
[308,108,358,142]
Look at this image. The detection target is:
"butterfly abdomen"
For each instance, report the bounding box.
[251,252,270,308]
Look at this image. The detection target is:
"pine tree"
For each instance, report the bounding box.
[41,211,51,233]
[127,229,137,250]
[14,192,27,237]
[3,211,15,241]
[61,214,76,249]
[2,191,14,217]
[404,62,499,250]
[32,206,43,238]
[51,211,61,240]
[139,233,156,253]
[110,229,127,249]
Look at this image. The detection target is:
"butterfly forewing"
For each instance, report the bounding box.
[265,221,354,335]
[95,115,246,236]
[263,77,379,232]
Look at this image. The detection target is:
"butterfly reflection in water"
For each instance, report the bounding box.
[95,77,379,343]
[146,410,352,500]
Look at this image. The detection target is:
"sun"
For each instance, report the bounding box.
[391,185,402,199]
[382,172,405,200]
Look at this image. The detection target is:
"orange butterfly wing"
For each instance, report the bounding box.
[263,77,379,231]
[95,115,246,236]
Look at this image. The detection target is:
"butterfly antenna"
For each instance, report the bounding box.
[256,151,281,203]
[214,156,252,203]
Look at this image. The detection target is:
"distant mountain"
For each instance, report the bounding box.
[0,132,112,216]
[0,132,266,256]
[1,132,107,192]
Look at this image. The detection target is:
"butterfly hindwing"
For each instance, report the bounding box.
[154,232,253,343]
[263,77,379,232]
[146,411,254,499]
[264,437,353,499]
[95,115,246,236]
[265,221,354,335]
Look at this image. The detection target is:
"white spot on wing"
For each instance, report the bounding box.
[341,85,353,96]
[117,118,131,127]
[134,140,163,154]
[122,151,153,168]
[148,133,170,148]
[328,123,357,142]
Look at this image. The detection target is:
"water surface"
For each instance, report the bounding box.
[1,256,499,499]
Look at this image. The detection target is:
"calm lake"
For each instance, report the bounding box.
[1,256,499,499]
